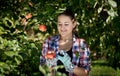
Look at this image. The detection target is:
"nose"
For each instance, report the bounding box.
[60,25,65,30]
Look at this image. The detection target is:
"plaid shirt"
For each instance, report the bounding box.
[40,34,91,76]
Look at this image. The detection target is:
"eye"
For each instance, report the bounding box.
[64,23,69,26]
[57,23,62,26]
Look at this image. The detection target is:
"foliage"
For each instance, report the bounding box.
[90,66,116,76]
[39,65,66,76]
[0,33,42,75]
[116,68,120,76]
[0,0,120,75]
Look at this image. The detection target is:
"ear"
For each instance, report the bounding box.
[73,21,77,28]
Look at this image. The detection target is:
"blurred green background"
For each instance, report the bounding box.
[0,0,120,76]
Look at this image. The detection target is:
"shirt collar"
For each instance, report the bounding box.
[54,34,77,42]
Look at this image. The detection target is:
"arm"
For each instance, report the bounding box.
[73,67,88,76]
[73,39,90,76]
[40,37,58,68]
[40,39,48,65]
[56,39,91,76]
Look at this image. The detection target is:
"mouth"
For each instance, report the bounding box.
[60,30,66,34]
[61,29,67,32]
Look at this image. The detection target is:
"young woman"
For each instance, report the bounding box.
[40,9,91,76]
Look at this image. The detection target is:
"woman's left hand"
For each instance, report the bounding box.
[57,50,74,72]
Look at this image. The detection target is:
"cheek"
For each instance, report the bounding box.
[68,25,74,30]
[57,26,60,30]
[72,25,76,30]
[57,26,61,32]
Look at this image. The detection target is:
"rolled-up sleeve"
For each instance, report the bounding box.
[79,39,91,72]
[40,38,49,65]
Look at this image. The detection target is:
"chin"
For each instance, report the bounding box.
[60,34,66,37]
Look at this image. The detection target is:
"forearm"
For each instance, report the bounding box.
[73,67,88,76]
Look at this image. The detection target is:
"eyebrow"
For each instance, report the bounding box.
[58,22,69,23]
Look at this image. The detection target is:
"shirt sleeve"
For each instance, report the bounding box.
[79,39,91,72]
[40,38,49,65]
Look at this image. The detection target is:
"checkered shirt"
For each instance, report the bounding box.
[40,35,91,76]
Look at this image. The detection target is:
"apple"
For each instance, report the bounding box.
[45,51,56,59]
[39,24,47,32]
[25,13,32,19]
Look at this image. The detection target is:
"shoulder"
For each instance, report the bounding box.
[77,38,88,48]
[73,35,86,43]
[79,38,86,44]
[75,37,86,43]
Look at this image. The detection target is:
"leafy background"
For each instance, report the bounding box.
[0,0,120,76]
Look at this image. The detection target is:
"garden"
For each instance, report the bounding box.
[0,0,120,76]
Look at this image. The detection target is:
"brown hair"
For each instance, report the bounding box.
[58,9,75,20]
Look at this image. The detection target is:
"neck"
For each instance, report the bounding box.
[60,34,73,41]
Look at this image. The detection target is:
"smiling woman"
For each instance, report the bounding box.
[57,9,76,40]
[40,9,91,76]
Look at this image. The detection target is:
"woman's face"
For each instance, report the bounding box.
[57,15,76,38]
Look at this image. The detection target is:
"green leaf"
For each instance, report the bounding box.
[3,17,15,28]
[0,62,6,66]
[15,57,21,65]
[108,0,117,8]
[76,51,79,58]
[4,51,18,57]
[0,62,10,70]
[39,65,46,75]
[107,8,118,17]
[0,26,5,35]
[98,7,103,14]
